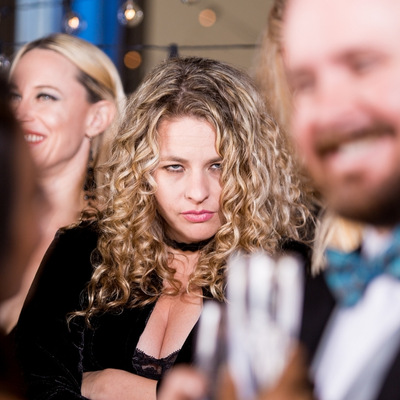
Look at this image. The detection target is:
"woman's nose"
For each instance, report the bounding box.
[184,171,210,204]
[14,98,34,122]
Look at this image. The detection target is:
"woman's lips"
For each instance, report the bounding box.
[181,210,214,223]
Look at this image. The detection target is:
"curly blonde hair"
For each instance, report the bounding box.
[81,57,314,321]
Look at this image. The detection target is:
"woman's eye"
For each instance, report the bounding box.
[9,92,21,103]
[165,164,183,172]
[37,93,58,101]
[211,163,222,171]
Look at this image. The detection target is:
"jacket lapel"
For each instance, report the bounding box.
[299,270,336,361]
[376,339,400,400]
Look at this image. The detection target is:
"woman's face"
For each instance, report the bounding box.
[153,116,223,244]
[9,48,96,174]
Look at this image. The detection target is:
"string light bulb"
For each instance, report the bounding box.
[118,0,144,27]
[0,54,10,73]
[63,10,84,34]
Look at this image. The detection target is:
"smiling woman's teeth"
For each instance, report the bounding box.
[24,134,43,143]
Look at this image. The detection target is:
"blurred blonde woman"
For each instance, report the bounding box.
[17,56,314,399]
[253,0,363,272]
[0,33,125,333]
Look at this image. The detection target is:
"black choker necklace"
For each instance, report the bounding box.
[164,236,214,252]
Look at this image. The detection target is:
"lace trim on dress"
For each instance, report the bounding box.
[132,348,180,380]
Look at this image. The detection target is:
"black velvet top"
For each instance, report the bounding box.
[15,222,311,399]
[15,222,196,399]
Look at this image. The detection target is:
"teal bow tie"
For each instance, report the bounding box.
[325,228,400,307]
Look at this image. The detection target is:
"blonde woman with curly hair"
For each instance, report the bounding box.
[16,56,313,400]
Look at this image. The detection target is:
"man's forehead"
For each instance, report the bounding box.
[284,0,400,22]
[283,0,400,66]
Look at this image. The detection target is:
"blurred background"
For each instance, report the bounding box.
[0,0,273,94]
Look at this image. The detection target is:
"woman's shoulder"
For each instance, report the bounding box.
[36,220,100,284]
[56,219,99,244]
[20,221,100,317]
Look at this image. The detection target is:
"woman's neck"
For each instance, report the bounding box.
[38,156,90,228]
[164,236,214,252]
[167,251,200,287]
[42,179,87,229]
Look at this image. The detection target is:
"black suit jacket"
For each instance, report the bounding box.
[299,270,400,400]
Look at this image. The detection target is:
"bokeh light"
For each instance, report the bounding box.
[124,51,142,69]
[198,9,216,28]
[118,0,144,27]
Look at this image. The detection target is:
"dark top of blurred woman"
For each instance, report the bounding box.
[0,77,43,399]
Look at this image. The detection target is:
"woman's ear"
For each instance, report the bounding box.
[85,100,117,139]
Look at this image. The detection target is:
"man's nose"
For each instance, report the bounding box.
[311,72,360,131]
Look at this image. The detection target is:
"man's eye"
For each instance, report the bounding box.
[292,78,315,95]
[351,58,378,74]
